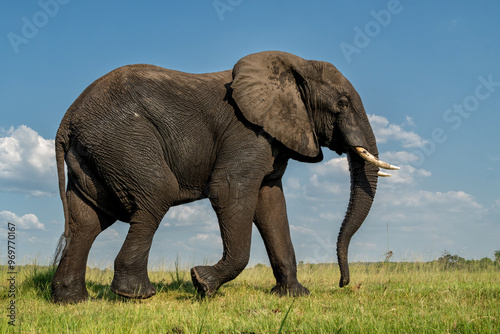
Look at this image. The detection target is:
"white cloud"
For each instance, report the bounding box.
[100,228,121,241]
[286,185,492,263]
[308,173,342,195]
[0,126,56,196]
[0,210,45,230]
[285,176,301,191]
[381,190,483,211]
[365,187,493,259]
[494,198,500,209]
[164,201,218,231]
[295,157,352,201]
[389,165,431,184]
[403,115,416,129]
[375,189,484,230]
[377,152,432,185]
[369,114,427,148]
[380,151,419,164]
[190,233,210,241]
[290,224,319,237]
[189,233,222,247]
[310,157,349,176]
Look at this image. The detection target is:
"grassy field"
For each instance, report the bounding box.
[1,261,499,333]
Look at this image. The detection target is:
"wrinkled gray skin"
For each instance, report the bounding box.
[52,51,381,303]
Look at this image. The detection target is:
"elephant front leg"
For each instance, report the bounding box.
[253,180,310,297]
[191,177,259,297]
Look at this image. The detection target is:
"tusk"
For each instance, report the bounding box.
[377,171,392,177]
[354,147,400,170]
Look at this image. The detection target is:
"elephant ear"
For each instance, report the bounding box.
[231,51,320,158]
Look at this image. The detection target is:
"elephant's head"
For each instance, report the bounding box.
[231,51,398,287]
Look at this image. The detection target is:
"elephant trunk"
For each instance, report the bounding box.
[335,107,389,287]
[336,149,378,287]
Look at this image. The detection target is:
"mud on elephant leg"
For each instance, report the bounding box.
[52,187,115,303]
[110,218,160,299]
[254,182,310,297]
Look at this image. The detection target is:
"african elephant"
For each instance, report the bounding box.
[51,51,398,303]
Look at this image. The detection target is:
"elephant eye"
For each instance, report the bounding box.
[337,98,349,110]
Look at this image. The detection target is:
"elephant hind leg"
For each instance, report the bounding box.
[110,212,162,299]
[52,184,116,303]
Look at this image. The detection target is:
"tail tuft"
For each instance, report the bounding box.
[53,233,70,267]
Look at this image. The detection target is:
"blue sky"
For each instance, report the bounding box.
[1,0,499,269]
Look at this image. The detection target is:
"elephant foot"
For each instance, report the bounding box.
[110,275,156,299]
[271,282,310,297]
[52,280,89,304]
[190,266,220,298]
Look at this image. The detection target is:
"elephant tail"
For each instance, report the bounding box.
[53,126,70,266]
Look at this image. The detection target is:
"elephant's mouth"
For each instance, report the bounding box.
[326,128,399,177]
[327,127,347,156]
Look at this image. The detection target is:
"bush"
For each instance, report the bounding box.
[437,250,466,269]
[479,257,493,269]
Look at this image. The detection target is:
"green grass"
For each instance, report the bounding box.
[1,261,499,333]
